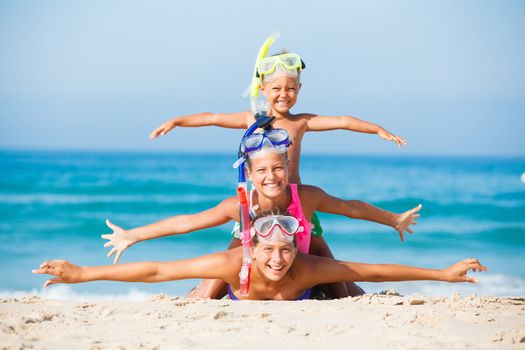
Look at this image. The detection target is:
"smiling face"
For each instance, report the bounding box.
[251,237,297,282]
[246,151,290,199]
[260,76,301,115]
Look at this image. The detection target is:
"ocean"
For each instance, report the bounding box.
[1,150,524,300]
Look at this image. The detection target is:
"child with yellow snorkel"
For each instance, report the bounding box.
[149,32,408,298]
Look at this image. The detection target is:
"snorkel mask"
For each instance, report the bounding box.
[246,32,306,114]
[256,53,305,83]
[252,215,300,244]
[233,128,292,169]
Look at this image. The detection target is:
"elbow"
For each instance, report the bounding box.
[143,262,163,283]
[341,116,353,129]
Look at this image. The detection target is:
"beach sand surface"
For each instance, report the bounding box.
[1,293,524,350]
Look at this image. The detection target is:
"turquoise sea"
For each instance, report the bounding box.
[1,150,524,300]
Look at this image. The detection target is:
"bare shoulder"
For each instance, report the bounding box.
[221,246,243,267]
[296,184,326,215]
[213,196,241,222]
[297,184,325,197]
[292,253,337,281]
[219,196,240,211]
[244,111,256,124]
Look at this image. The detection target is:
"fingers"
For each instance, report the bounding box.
[113,250,123,265]
[150,125,172,140]
[399,231,404,242]
[463,276,479,284]
[101,234,112,240]
[105,219,120,231]
[390,135,407,147]
[32,267,54,275]
[410,204,423,214]
[466,260,488,273]
[39,260,63,269]
[149,128,162,140]
[107,247,117,258]
[44,278,62,288]
[104,241,113,248]
[406,228,414,234]
[39,260,51,269]
[396,136,407,146]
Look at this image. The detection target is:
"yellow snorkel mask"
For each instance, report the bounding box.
[246,32,305,114]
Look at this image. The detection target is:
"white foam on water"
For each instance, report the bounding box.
[362,273,525,297]
[0,285,155,301]
[2,274,523,301]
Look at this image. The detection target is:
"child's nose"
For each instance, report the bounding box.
[272,250,283,262]
[267,170,276,179]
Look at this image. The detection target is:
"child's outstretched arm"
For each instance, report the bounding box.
[101,197,238,263]
[307,256,487,286]
[32,249,240,288]
[150,111,252,140]
[306,185,421,241]
[303,114,407,147]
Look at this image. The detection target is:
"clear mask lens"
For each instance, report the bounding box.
[254,215,299,237]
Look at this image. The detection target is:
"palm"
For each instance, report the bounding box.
[101,220,133,264]
[394,204,422,241]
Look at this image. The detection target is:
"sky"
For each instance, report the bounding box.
[0,0,524,156]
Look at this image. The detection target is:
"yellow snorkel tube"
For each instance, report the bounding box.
[249,31,280,114]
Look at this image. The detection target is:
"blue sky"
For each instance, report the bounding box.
[1,0,524,155]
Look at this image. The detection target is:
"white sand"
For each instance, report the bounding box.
[1,293,524,350]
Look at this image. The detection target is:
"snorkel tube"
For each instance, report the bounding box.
[249,31,280,115]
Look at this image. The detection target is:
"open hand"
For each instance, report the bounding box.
[394,204,422,242]
[443,258,488,283]
[32,260,83,287]
[150,120,176,140]
[101,220,135,264]
[378,129,407,147]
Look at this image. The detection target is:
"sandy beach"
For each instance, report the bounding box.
[1,293,524,350]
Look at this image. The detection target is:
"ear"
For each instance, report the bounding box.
[286,159,293,175]
[250,246,256,260]
[245,165,253,182]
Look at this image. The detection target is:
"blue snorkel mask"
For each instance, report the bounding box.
[233,116,276,181]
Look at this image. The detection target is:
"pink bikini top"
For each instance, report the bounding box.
[286,184,311,254]
[249,183,311,254]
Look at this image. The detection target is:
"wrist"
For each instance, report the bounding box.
[79,266,91,282]
[127,230,141,244]
[436,269,450,282]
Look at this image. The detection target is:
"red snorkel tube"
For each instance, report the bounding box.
[237,186,252,296]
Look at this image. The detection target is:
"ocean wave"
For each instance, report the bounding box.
[322,217,525,240]
[0,285,152,301]
[0,193,227,205]
[362,273,525,297]
[2,273,522,301]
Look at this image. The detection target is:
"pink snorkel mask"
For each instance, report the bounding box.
[252,215,301,243]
